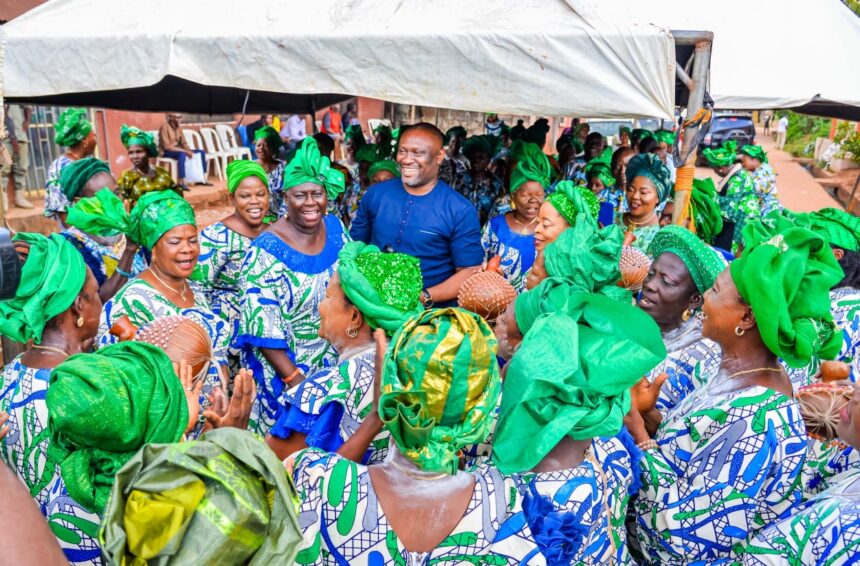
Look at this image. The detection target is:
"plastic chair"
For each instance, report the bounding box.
[199,127,236,179]
[148,130,178,181]
[184,129,224,181]
[215,124,252,161]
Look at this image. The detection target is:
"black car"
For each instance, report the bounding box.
[701,113,756,151]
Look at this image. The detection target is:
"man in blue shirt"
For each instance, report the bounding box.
[350,123,483,307]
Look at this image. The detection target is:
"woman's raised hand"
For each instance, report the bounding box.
[203,368,257,431]
[175,359,204,433]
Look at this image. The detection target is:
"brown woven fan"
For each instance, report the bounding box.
[617,232,651,292]
[796,382,851,443]
[458,256,517,321]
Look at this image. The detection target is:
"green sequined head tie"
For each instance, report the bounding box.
[648,225,725,294]
[546,181,599,227]
[337,241,423,335]
[379,308,501,474]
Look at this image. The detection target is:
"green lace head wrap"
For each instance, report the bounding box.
[337,242,423,335]
[494,278,665,473]
[367,159,400,180]
[226,159,268,194]
[58,157,111,201]
[100,428,302,564]
[807,208,860,252]
[689,177,724,244]
[648,225,725,293]
[730,225,843,368]
[47,342,189,514]
[546,181,599,227]
[254,126,283,154]
[0,233,87,344]
[120,125,157,157]
[54,107,93,147]
[510,142,552,193]
[702,140,738,168]
[128,190,196,249]
[283,137,345,200]
[379,308,501,474]
[740,144,768,163]
[625,153,672,203]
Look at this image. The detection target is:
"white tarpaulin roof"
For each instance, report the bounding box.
[0,0,676,119]
[589,0,860,114]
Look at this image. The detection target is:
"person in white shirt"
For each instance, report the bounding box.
[775,114,789,150]
[281,114,307,150]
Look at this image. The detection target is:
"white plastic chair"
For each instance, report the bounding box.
[184,129,224,181]
[148,130,178,181]
[215,124,252,161]
[199,127,236,179]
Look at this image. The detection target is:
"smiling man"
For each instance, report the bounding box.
[349,123,483,307]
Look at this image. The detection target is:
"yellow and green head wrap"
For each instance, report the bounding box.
[654,130,675,146]
[379,308,501,474]
[585,148,616,187]
[740,144,768,163]
[510,142,552,193]
[120,125,157,157]
[543,218,628,302]
[730,225,843,368]
[702,140,738,168]
[546,181,600,227]
[226,159,268,194]
[47,342,189,514]
[807,208,860,252]
[54,107,93,147]
[648,225,725,293]
[100,428,302,565]
[494,277,665,473]
[626,153,672,203]
[355,144,381,165]
[254,126,283,154]
[689,177,724,244]
[0,233,87,344]
[282,137,345,200]
[367,159,399,180]
[337,242,423,335]
[58,157,111,201]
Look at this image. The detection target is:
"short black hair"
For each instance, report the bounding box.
[312,133,335,158]
[399,122,444,147]
[639,136,659,154]
[837,248,860,290]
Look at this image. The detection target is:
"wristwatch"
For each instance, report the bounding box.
[421,289,433,309]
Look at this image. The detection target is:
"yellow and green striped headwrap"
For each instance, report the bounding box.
[379,308,501,474]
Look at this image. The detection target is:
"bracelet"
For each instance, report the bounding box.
[115,267,134,278]
[637,440,658,451]
[283,367,303,384]
[421,289,433,309]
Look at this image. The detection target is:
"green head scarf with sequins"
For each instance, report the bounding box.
[648,225,725,293]
[337,242,423,335]
[283,138,345,200]
[379,308,501,475]
[546,181,599,228]
[54,107,93,147]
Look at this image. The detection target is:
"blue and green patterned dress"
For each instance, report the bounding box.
[480,214,536,293]
[751,163,780,217]
[718,169,760,245]
[0,356,101,564]
[60,227,147,288]
[635,379,806,564]
[291,436,635,565]
[237,215,348,434]
[831,286,860,382]
[271,346,389,464]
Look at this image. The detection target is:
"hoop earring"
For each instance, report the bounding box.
[681,309,691,322]
[734,326,745,337]
[346,326,358,338]
[76,317,85,328]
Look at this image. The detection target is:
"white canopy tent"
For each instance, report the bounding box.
[0,0,677,119]
[589,0,860,118]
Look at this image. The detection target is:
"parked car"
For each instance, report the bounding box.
[582,119,634,146]
[701,113,756,152]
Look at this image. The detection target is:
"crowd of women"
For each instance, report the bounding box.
[1,107,860,565]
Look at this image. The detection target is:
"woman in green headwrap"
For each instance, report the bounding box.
[367,159,399,185]
[0,233,102,563]
[88,190,230,433]
[197,160,271,371]
[267,242,422,463]
[534,180,599,252]
[44,342,203,561]
[629,223,841,563]
[739,143,780,215]
[616,152,672,252]
[454,135,504,225]
[253,125,286,218]
[481,141,549,292]
[59,157,148,302]
[238,136,348,435]
[291,308,509,563]
[44,107,97,223]
[116,124,179,203]
[490,274,665,564]
[634,225,725,417]
[703,140,759,249]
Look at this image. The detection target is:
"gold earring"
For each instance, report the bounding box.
[510,200,517,210]
[734,326,745,337]
[76,316,85,328]
[346,326,358,338]
[681,309,691,322]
